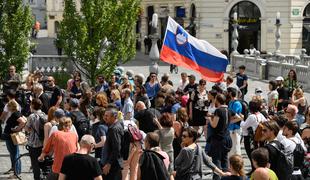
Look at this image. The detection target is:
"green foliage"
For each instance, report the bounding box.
[52,72,71,89]
[59,0,141,85]
[0,0,33,79]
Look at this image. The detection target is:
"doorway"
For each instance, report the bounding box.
[303,3,310,55]
[229,1,261,54]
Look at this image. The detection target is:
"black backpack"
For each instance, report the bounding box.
[266,141,294,180]
[70,111,90,140]
[291,140,305,170]
[33,113,47,141]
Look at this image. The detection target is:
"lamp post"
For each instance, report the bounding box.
[275,11,281,55]
[231,12,239,55]
[149,13,160,74]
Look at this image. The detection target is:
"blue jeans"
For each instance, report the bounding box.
[5,138,21,175]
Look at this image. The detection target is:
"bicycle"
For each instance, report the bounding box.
[14,145,53,180]
[170,64,178,74]
[14,145,31,180]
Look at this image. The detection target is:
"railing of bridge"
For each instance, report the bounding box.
[231,49,310,91]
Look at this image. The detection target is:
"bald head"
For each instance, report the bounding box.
[80,135,95,147]
[135,101,146,111]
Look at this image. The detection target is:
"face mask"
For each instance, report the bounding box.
[255,92,262,96]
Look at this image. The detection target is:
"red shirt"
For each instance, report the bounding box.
[43,130,78,173]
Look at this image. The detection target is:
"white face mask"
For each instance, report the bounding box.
[255,92,262,96]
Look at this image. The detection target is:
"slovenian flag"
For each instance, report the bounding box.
[160,17,229,82]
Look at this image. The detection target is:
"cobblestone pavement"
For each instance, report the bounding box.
[1,52,308,179]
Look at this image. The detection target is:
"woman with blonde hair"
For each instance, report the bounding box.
[95,92,108,108]
[221,154,246,180]
[110,89,122,110]
[39,117,78,179]
[292,88,307,126]
[2,100,26,178]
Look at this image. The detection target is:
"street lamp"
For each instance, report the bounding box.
[275,11,281,55]
[148,13,160,74]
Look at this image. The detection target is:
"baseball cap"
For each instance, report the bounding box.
[255,87,263,94]
[54,108,65,119]
[69,98,79,108]
[275,76,284,81]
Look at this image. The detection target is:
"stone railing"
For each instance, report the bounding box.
[231,49,310,91]
[28,55,75,74]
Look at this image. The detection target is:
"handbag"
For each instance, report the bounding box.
[10,131,27,145]
[128,124,143,142]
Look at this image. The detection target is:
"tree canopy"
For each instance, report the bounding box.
[59,0,141,85]
[0,0,33,79]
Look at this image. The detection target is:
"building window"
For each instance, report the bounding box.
[302,3,310,55]
[175,6,186,18]
[29,0,35,4]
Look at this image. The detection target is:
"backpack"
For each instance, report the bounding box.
[70,111,90,140]
[290,139,305,170]
[33,113,47,141]
[140,150,170,180]
[266,141,294,180]
[128,124,143,142]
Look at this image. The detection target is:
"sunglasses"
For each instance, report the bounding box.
[200,83,206,86]
[47,80,53,82]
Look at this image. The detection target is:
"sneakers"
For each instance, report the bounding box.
[3,168,13,174]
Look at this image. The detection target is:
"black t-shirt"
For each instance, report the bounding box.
[277,86,289,100]
[212,107,235,140]
[46,85,62,107]
[183,83,198,97]
[39,93,50,114]
[221,175,245,180]
[236,73,248,90]
[60,153,102,180]
[134,109,159,133]
[4,111,22,135]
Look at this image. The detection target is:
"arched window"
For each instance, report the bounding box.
[229,1,261,54]
[303,3,310,55]
[147,6,154,35]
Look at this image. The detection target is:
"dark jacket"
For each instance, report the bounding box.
[39,92,49,114]
[140,150,169,180]
[105,120,124,170]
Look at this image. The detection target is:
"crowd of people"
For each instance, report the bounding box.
[0,64,310,180]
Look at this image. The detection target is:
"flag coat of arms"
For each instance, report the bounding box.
[160,17,228,82]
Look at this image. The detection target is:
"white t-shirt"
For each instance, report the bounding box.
[268,90,278,107]
[49,124,78,138]
[240,112,267,136]
[3,103,21,126]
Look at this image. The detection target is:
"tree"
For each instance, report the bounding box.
[0,0,33,79]
[59,0,141,85]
